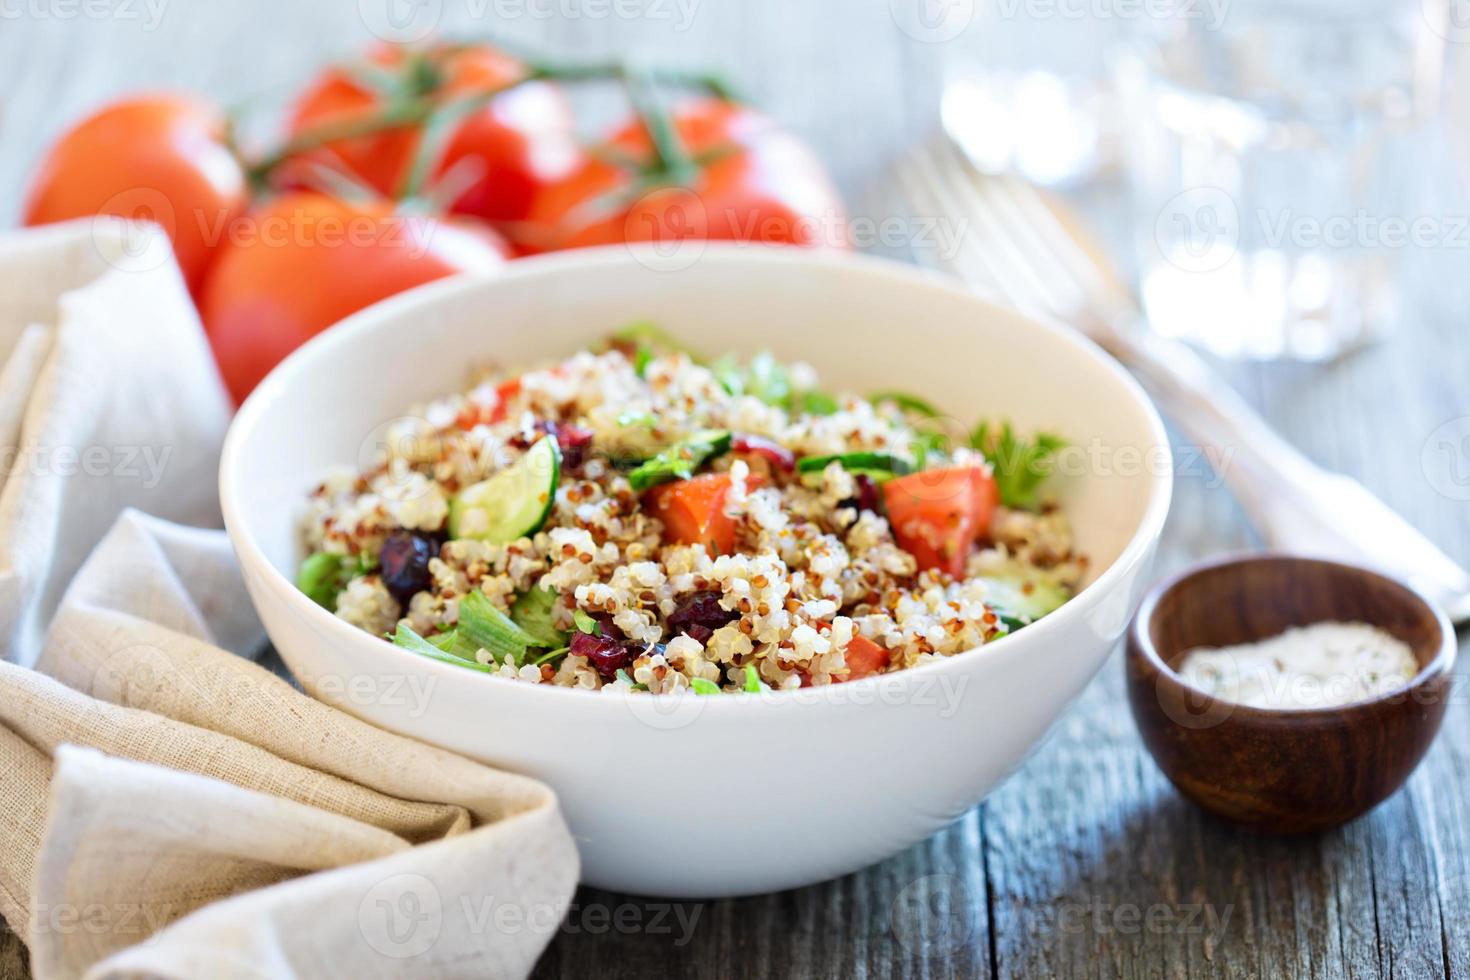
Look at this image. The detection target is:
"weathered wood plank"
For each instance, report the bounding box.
[0,922,25,980]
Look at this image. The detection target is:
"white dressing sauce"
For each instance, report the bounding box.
[1177,622,1419,711]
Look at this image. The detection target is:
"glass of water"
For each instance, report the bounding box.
[1116,0,1447,360]
[934,0,1127,188]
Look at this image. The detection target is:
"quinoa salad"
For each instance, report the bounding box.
[298,326,1086,695]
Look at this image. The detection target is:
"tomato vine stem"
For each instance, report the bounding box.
[246,54,739,196]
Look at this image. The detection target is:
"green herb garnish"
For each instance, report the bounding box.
[743,351,790,407]
[608,321,698,375]
[969,420,1066,510]
[871,391,941,418]
[691,677,722,695]
[743,664,764,693]
[511,587,568,648]
[533,646,570,667]
[392,625,497,673]
[911,429,949,470]
[615,668,650,691]
[573,609,602,635]
[627,429,733,492]
[458,590,541,667]
[710,349,839,417]
[712,350,791,407]
[712,352,782,404]
[801,390,840,416]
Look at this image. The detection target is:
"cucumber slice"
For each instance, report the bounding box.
[627,429,732,492]
[795,452,913,476]
[796,452,913,488]
[978,563,1070,628]
[449,435,560,542]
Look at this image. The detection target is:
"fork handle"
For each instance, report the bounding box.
[1102,320,1318,480]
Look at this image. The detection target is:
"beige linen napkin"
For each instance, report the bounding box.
[0,219,229,669]
[0,222,578,979]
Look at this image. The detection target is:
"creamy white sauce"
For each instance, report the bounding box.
[1177,622,1419,711]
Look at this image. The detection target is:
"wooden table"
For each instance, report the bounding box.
[3,4,1467,977]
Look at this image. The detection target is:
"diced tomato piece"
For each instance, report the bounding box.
[968,467,999,541]
[883,466,998,576]
[793,621,889,684]
[490,378,521,422]
[644,473,765,555]
[843,635,891,680]
[456,378,523,429]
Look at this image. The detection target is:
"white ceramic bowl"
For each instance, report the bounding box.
[221,246,1171,898]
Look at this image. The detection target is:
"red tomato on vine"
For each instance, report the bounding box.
[284,43,582,236]
[200,192,509,403]
[23,94,249,294]
[525,99,847,253]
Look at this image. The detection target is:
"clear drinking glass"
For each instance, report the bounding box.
[936,2,1126,188]
[1116,0,1447,360]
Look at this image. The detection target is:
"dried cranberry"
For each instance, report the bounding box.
[513,420,595,469]
[731,433,795,472]
[378,531,438,605]
[555,424,594,469]
[591,613,625,641]
[571,629,631,680]
[852,474,882,514]
[666,591,736,644]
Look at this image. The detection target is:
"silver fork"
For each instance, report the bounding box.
[896,135,1470,622]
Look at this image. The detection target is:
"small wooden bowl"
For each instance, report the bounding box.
[1126,554,1456,834]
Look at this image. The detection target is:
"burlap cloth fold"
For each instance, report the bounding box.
[0,221,579,979]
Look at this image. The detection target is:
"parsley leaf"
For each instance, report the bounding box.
[969,420,1066,510]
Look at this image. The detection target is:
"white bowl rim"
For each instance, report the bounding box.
[221,243,1173,713]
